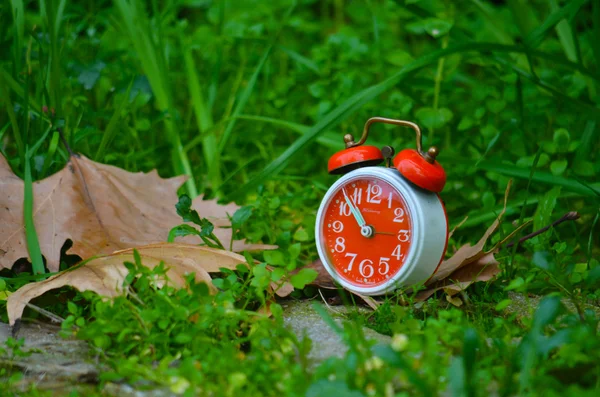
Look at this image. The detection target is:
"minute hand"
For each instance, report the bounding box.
[342,188,366,227]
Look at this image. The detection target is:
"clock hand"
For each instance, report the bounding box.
[342,188,366,227]
[373,231,395,236]
[342,188,374,238]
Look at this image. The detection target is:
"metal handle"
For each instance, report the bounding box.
[343,117,439,164]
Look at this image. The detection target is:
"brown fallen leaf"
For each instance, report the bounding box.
[445,294,463,307]
[426,180,513,284]
[416,251,501,301]
[0,153,274,272]
[354,293,381,310]
[272,280,295,298]
[414,182,517,301]
[448,215,469,240]
[6,243,248,326]
[415,193,545,300]
[292,259,337,290]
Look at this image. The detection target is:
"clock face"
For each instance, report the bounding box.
[319,176,413,288]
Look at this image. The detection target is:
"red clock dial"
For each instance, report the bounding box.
[320,177,413,288]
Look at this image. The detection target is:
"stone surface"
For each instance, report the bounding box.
[282,300,390,366]
[505,292,600,324]
[0,321,99,383]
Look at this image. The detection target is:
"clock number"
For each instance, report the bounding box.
[339,202,352,217]
[393,208,405,223]
[387,192,393,209]
[332,220,344,233]
[397,230,410,242]
[392,245,402,260]
[352,188,362,205]
[359,259,374,278]
[345,252,357,271]
[366,184,382,204]
[335,237,346,252]
[378,257,390,275]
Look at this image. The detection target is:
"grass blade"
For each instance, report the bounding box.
[183,42,220,191]
[9,0,25,74]
[236,114,385,149]
[549,0,577,62]
[0,67,43,113]
[95,81,133,161]
[573,121,597,166]
[495,57,600,120]
[216,3,296,154]
[469,0,514,44]
[450,159,600,197]
[0,123,9,157]
[277,45,321,75]
[0,72,25,163]
[29,125,53,155]
[24,149,45,274]
[506,0,540,36]
[43,0,66,120]
[237,115,310,134]
[593,0,600,67]
[524,0,587,49]
[40,129,60,177]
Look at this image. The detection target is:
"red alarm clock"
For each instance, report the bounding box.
[315,117,448,295]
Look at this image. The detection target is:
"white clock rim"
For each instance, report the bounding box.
[315,167,447,296]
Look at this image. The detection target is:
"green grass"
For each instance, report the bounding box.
[1,0,599,395]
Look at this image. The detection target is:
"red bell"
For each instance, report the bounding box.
[393,147,446,192]
[328,134,383,174]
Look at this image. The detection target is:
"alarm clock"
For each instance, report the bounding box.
[315,117,448,296]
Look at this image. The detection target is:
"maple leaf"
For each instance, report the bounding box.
[0,154,274,272]
[6,243,244,325]
[6,242,295,325]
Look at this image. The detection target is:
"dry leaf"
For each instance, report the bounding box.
[427,180,513,284]
[448,215,468,240]
[354,293,380,310]
[272,281,295,298]
[294,259,337,290]
[416,252,500,301]
[6,243,247,325]
[0,153,274,272]
[445,294,463,307]
[413,182,515,301]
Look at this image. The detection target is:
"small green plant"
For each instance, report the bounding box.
[308,296,600,396]
[0,337,33,392]
[62,255,312,396]
[168,194,224,249]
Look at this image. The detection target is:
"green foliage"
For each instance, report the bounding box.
[324,297,600,396]
[168,194,223,249]
[61,258,311,396]
[0,337,33,392]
